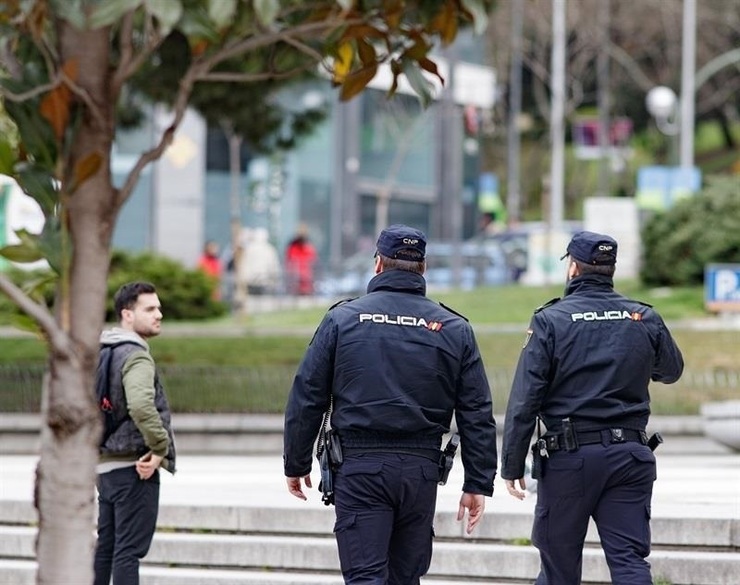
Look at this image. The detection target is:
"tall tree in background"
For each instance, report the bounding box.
[0,1,492,583]
[128,32,331,299]
[486,0,739,217]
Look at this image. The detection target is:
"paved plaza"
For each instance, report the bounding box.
[1,435,737,522]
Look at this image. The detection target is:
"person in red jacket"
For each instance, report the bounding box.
[197,240,223,300]
[285,229,317,295]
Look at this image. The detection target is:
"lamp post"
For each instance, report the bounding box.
[645,86,679,136]
[645,85,679,165]
[645,0,696,169]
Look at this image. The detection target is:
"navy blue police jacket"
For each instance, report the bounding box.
[283,269,498,496]
[500,274,684,480]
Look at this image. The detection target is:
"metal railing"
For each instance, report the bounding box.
[0,364,737,414]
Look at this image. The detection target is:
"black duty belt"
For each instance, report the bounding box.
[342,447,441,462]
[544,428,647,452]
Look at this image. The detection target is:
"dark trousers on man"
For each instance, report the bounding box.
[94,466,160,585]
[333,452,439,584]
[532,441,656,585]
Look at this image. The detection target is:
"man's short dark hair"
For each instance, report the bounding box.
[572,259,616,277]
[378,251,425,275]
[114,282,157,320]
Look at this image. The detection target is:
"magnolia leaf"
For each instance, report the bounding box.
[89,0,143,29]
[14,228,42,247]
[146,0,184,36]
[0,243,44,263]
[382,0,403,29]
[419,57,443,84]
[340,65,378,101]
[16,165,58,217]
[386,58,402,98]
[333,42,355,84]
[207,0,236,29]
[405,40,430,62]
[430,1,457,46]
[356,38,376,66]
[254,0,280,26]
[22,272,58,303]
[336,0,354,12]
[0,138,15,175]
[9,312,43,336]
[71,152,103,191]
[39,85,71,142]
[49,0,86,29]
[460,0,490,35]
[38,218,65,275]
[180,8,221,41]
[403,60,433,108]
[3,99,57,169]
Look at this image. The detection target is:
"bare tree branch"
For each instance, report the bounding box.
[111,13,162,97]
[0,39,23,79]
[199,66,314,83]
[60,72,107,132]
[111,12,135,94]
[533,76,550,122]
[0,80,58,102]
[607,42,654,91]
[1,62,107,132]
[697,80,740,115]
[204,18,350,70]
[277,34,325,63]
[116,18,353,208]
[0,274,73,358]
[116,62,205,207]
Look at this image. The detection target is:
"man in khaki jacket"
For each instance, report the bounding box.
[94,281,176,585]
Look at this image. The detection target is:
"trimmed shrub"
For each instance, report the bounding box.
[640,175,740,286]
[106,250,228,320]
[0,250,228,324]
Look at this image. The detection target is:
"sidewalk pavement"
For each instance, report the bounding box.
[1,436,738,521]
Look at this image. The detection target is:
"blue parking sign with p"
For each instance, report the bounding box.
[705,264,740,313]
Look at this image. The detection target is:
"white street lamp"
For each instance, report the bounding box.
[645,86,679,136]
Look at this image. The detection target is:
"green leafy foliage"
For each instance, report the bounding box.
[105,250,228,321]
[0,250,228,323]
[641,175,740,286]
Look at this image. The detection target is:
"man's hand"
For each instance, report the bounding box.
[136,452,162,480]
[457,492,486,534]
[286,475,312,500]
[505,478,527,500]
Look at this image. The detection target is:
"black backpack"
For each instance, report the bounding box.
[96,341,138,446]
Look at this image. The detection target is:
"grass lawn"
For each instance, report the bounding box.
[1,282,736,415]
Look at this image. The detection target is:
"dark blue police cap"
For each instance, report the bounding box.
[563,230,618,265]
[376,224,427,260]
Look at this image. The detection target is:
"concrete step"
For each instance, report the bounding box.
[2,500,736,551]
[0,560,529,585]
[1,525,738,585]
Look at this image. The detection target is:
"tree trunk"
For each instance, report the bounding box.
[35,23,117,585]
[716,109,737,150]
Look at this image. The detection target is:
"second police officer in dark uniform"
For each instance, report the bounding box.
[500,230,684,585]
[284,224,498,585]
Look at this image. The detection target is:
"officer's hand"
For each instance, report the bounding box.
[286,475,312,501]
[505,478,527,500]
[457,492,485,534]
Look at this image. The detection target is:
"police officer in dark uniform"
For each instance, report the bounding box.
[500,230,684,585]
[284,224,497,585]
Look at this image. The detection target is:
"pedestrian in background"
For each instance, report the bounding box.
[94,282,176,585]
[197,240,223,300]
[283,224,497,584]
[501,231,684,585]
[285,225,317,295]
